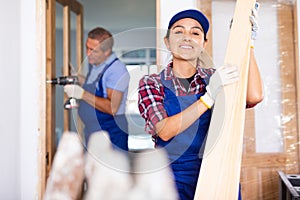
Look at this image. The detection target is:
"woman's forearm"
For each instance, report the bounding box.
[156,99,208,141]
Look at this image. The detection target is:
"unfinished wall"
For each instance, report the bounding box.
[0,0,40,199]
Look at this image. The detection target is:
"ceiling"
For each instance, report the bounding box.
[57,0,156,34]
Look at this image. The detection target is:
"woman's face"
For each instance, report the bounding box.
[165,18,207,63]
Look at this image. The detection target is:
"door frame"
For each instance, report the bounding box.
[39,0,83,198]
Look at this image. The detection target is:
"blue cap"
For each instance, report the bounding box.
[168,9,210,39]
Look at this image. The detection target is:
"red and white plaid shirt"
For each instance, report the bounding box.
[138,62,215,136]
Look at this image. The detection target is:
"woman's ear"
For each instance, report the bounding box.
[203,39,208,49]
[164,37,170,50]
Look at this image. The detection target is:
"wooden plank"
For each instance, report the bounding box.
[197,0,214,69]
[63,5,71,131]
[46,0,56,188]
[243,109,255,153]
[278,3,299,162]
[45,0,83,194]
[76,6,84,137]
[57,0,82,14]
[155,0,162,72]
[240,168,259,200]
[242,153,297,167]
[194,0,255,199]
[197,0,212,57]
[37,0,47,198]
[293,0,300,171]
[76,8,83,74]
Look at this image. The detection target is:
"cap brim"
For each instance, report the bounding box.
[168,9,209,36]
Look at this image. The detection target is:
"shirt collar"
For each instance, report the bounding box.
[164,61,211,80]
[92,52,117,68]
[104,52,117,65]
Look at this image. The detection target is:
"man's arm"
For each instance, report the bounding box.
[77,74,86,86]
[82,88,124,115]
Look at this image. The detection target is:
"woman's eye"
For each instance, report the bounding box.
[192,30,202,35]
[174,30,183,34]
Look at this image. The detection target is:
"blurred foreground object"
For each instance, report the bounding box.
[84,132,132,200]
[44,131,177,199]
[130,148,178,200]
[44,132,84,200]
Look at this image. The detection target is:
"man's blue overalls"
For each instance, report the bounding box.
[78,58,128,151]
[157,72,242,200]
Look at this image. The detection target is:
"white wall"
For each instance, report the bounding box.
[0,0,39,199]
[19,0,39,198]
[0,0,21,198]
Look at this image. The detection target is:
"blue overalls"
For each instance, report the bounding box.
[156,72,211,200]
[78,58,128,151]
[157,72,242,200]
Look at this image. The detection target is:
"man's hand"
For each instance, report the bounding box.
[200,65,239,109]
[64,85,84,99]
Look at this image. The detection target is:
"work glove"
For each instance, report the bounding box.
[250,2,260,47]
[64,85,84,99]
[229,2,259,47]
[200,65,239,109]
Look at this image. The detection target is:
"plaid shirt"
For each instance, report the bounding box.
[138,62,215,136]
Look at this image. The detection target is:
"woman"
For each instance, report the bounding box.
[138,9,263,200]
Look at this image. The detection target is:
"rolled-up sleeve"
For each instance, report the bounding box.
[138,75,167,136]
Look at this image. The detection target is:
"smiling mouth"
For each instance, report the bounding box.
[179,45,193,49]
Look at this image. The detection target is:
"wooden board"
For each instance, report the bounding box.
[44,0,83,197]
[194,0,255,199]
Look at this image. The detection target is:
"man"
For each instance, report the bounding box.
[64,27,130,151]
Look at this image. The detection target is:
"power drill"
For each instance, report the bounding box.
[46,76,80,109]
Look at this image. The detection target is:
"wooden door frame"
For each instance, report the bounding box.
[277,1,299,173]
[197,0,212,57]
[37,0,46,199]
[241,2,299,198]
[292,0,300,169]
[42,0,83,198]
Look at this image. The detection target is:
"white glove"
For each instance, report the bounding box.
[64,85,84,99]
[250,2,260,46]
[200,65,239,109]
